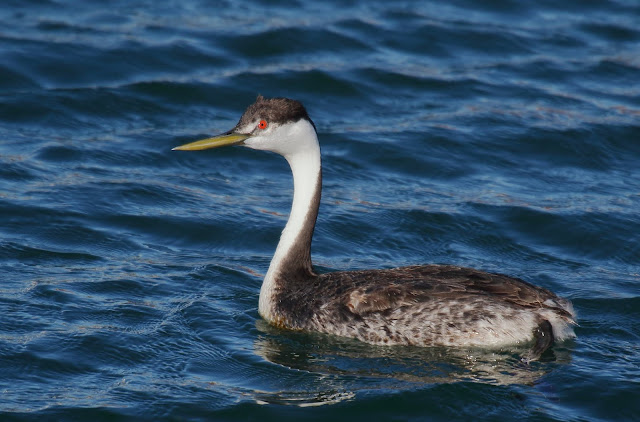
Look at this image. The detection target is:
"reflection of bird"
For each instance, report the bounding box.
[174,95,576,358]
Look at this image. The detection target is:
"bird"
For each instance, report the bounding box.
[173,95,576,359]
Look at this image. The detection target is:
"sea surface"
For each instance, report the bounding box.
[1,0,639,420]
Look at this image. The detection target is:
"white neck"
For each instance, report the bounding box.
[257,121,322,323]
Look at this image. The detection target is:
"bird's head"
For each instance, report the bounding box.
[173,95,317,158]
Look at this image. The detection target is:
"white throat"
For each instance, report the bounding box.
[256,120,321,322]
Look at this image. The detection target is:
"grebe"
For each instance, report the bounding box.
[173,96,576,359]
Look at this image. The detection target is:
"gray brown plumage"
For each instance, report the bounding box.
[269,264,574,356]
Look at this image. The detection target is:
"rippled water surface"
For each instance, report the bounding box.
[1,1,639,420]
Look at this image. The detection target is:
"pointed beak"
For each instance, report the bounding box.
[172,132,251,151]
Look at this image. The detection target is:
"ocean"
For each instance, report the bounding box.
[1,0,639,420]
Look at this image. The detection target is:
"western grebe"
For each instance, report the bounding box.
[173,95,576,359]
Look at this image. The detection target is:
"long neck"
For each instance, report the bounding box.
[259,132,322,322]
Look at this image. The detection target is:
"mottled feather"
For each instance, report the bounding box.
[271,265,575,352]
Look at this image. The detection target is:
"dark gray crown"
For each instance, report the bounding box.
[235,95,316,132]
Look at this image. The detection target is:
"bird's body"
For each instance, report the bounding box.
[174,96,576,358]
[262,265,575,350]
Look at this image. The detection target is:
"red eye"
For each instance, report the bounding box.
[258,119,268,129]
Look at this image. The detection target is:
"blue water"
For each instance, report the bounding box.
[1,0,639,420]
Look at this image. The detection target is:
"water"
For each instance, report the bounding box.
[1,0,639,420]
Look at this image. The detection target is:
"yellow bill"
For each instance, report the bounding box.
[172,133,250,151]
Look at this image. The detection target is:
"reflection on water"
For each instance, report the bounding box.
[250,320,573,406]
